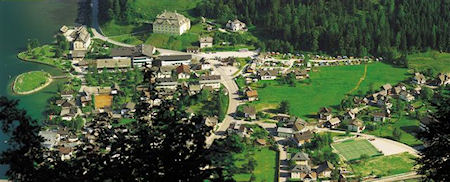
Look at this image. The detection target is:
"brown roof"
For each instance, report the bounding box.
[243,105,256,115]
[294,130,313,142]
[58,147,73,155]
[96,58,131,69]
[200,36,213,43]
[176,64,190,74]
[256,139,267,145]
[158,54,192,61]
[246,90,258,98]
[350,119,364,127]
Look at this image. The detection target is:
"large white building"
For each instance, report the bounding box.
[226,19,247,32]
[153,11,191,35]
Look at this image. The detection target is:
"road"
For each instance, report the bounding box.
[365,172,422,182]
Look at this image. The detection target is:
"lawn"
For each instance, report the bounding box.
[17,44,71,70]
[13,71,51,93]
[250,63,409,118]
[366,117,423,146]
[332,139,382,161]
[351,152,416,177]
[407,50,450,73]
[233,147,277,182]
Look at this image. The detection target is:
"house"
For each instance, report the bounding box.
[347,119,365,132]
[246,90,259,101]
[121,102,136,116]
[58,146,73,161]
[318,107,332,121]
[227,122,248,137]
[324,117,341,129]
[95,58,132,69]
[39,131,60,149]
[412,73,426,84]
[380,84,392,94]
[290,165,317,181]
[111,44,155,58]
[157,66,174,78]
[392,85,403,95]
[204,117,218,127]
[293,130,313,146]
[155,78,179,90]
[258,70,278,80]
[61,90,75,100]
[243,105,256,120]
[157,54,192,66]
[60,107,78,121]
[316,161,334,178]
[186,47,200,54]
[176,64,191,79]
[344,110,356,120]
[400,91,415,102]
[292,69,309,79]
[373,112,387,122]
[277,127,294,138]
[435,73,450,86]
[71,26,91,51]
[226,19,247,32]
[291,152,309,166]
[199,36,213,48]
[153,11,190,35]
[293,119,308,133]
[199,75,221,90]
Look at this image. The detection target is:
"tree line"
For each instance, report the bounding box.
[196,0,450,56]
[98,0,137,24]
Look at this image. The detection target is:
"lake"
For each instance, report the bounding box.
[0,0,78,177]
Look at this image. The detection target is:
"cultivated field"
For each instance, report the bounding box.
[407,51,450,73]
[251,62,409,118]
[332,139,382,161]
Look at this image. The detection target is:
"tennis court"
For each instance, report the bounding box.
[332,139,382,161]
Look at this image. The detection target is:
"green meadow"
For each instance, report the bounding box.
[407,51,450,73]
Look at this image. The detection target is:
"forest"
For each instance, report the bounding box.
[196,0,450,56]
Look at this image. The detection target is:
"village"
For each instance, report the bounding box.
[24,9,450,182]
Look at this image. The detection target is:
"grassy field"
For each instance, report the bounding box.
[17,45,71,70]
[366,117,423,146]
[351,152,416,177]
[233,147,277,182]
[251,63,409,118]
[332,139,382,161]
[407,51,450,73]
[13,71,51,93]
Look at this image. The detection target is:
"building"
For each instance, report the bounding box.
[290,165,317,181]
[292,69,309,79]
[373,112,387,122]
[291,152,309,166]
[348,119,365,132]
[157,55,192,66]
[226,19,247,32]
[277,127,294,138]
[400,91,415,102]
[110,44,155,67]
[95,58,132,69]
[153,11,191,35]
[324,117,341,129]
[246,90,259,101]
[318,107,332,121]
[199,36,213,48]
[412,73,426,84]
[316,161,334,178]
[227,122,248,137]
[243,105,256,120]
[199,75,221,90]
[39,131,60,149]
[63,26,91,59]
[435,73,450,86]
[258,70,278,80]
[204,117,218,127]
[176,64,191,79]
[186,47,200,54]
[293,130,313,146]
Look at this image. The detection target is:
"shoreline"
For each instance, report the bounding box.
[12,72,53,95]
[17,51,61,69]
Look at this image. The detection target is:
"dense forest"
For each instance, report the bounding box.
[98,0,137,24]
[196,0,450,56]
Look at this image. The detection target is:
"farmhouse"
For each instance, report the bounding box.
[373,112,388,122]
[153,11,191,35]
[176,64,191,79]
[399,91,415,102]
[246,90,259,101]
[199,36,213,48]
[199,75,221,90]
[347,119,365,132]
[258,69,278,80]
[243,105,256,120]
[318,107,332,121]
[293,130,313,146]
[324,117,341,129]
[291,152,309,166]
[435,73,450,86]
[412,73,426,84]
[277,127,294,138]
[290,165,317,181]
[226,19,247,32]
[316,161,334,178]
[292,69,309,79]
[227,122,248,137]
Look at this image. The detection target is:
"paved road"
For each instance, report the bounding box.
[365,172,422,182]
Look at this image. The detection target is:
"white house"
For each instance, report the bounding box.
[226,19,247,32]
[199,36,213,48]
